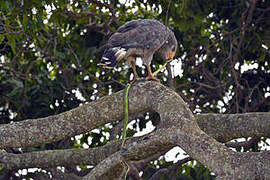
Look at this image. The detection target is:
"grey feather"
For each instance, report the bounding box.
[98,19,177,68]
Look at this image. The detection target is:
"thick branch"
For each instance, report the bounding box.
[1,102,269,149]
[81,81,270,179]
[0,86,150,148]
[0,140,121,170]
[196,112,270,142]
[1,81,270,179]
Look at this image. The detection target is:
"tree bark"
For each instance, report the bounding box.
[0,81,270,179]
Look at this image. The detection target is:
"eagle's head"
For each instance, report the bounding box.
[157,31,178,61]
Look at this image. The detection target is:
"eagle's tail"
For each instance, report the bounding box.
[98,47,127,69]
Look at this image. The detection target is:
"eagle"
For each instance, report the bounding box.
[98,19,177,83]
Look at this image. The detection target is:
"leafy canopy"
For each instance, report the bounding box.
[0,0,270,179]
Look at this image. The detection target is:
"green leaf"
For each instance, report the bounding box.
[4,78,24,88]
[3,78,24,97]
[258,54,266,62]
[54,50,65,59]
[22,13,29,30]
[49,70,57,79]
[6,34,16,54]
[0,1,8,11]
[0,34,4,44]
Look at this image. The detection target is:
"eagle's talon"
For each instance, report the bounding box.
[145,76,160,82]
[130,78,145,84]
[130,78,137,84]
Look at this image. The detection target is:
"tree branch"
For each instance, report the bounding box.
[1,81,270,179]
[196,112,270,142]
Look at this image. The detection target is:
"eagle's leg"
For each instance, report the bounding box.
[128,56,138,83]
[146,63,160,82]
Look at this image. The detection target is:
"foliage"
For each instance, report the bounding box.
[0,0,270,179]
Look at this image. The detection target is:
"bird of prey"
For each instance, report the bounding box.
[98,19,177,83]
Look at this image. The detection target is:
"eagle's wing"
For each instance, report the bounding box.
[108,20,170,51]
[117,20,140,33]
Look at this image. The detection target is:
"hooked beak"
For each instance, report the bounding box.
[167,50,174,60]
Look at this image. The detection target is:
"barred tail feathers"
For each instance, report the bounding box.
[98,47,127,68]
